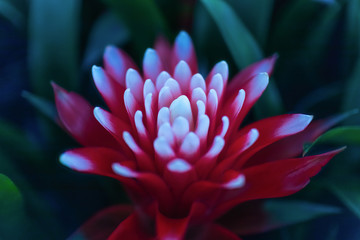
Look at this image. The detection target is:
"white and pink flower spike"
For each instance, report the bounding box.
[53,31,343,239]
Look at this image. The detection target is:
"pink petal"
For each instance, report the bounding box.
[190,73,206,92]
[134,110,152,153]
[143,48,164,82]
[247,115,348,166]
[191,88,207,112]
[164,78,181,97]
[122,131,156,172]
[181,175,246,217]
[143,79,156,100]
[155,71,171,91]
[174,60,192,93]
[211,129,258,180]
[207,88,218,118]
[157,107,170,129]
[181,180,220,209]
[206,89,218,139]
[59,147,145,199]
[103,46,137,87]
[231,114,313,170]
[124,88,141,121]
[154,35,172,72]
[93,107,134,158]
[207,61,229,87]
[68,204,133,240]
[52,83,119,149]
[108,213,154,240]
[195,113,210,149]
[164,159,197,196]
[158,86,174,109]
[156,207,190,239]
[172,116,191,144]
[171,31,198,73]
[208,73,224,100]
[210,148,344,219]
[170,95,193,127]
[222,89,245,137]
[92,66,128,121]
[158,123,175,146]
[112,162,175,214]
[154,136,176,163]
[144,93,156,137]
[226,54,277,97]
[222,73,269,139]
[125,69,144,103]
[179,132,200,162]
[195,136,225,178]
[60,147,129,177]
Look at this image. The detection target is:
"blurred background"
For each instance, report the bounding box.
[0,0,360,239]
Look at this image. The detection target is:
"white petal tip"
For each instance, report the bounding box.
[60,153,93,171]
[112,163,137,178]
[249,128,260,143]
[126,68,137,77]
[92,65,105,79]
[224,174,245,189]
[105,45,117,52]
[92,65,101,71]
[167,158,192,173]
[154,137,175,158]
[169,95,192,124]
[145,48,156,55]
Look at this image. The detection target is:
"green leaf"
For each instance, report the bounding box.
[201,0,263,69]
[28,0,81,98]
[0,119,41,159]
[0,174,25,239]
[200,0,284,117]
[101,0,168,56]
[226,0,274,46]
[294,83,342,112]
[304,126,360,155]
[224,200,341,235]
[82,11,130,70]
[304,1,341,65]
[270,0,339,55]
[344,0,360,56]
[329,179,360,219]
[270,0,321,52]
[262,200,341,231]
[343,59,360,124]
[0,151,61,238]
[0,0,25,29]
[22,91,58,122]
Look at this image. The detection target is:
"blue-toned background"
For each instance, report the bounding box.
[1,0,360,239]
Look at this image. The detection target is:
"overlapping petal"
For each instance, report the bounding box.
[52,83,119,149]
[53,31,342,239]
[68,205,133,240]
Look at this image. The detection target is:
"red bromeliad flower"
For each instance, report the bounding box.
[53,31,343,240]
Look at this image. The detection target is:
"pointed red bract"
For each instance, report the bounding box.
[210,148,344,219]
[52,83,119,149]
[68,205,133,240]
[226,54,277,97]
[156,210,189,239]
[247,115,348,166]
[54,32,342,239]
[230,114,313,169]
[92,66,129,121]
[108,213,154,240]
